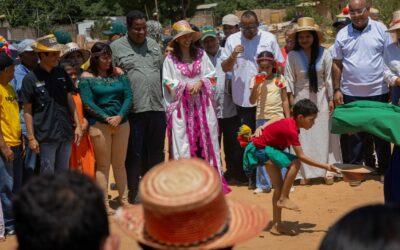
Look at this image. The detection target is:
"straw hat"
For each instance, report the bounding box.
[388,10,400,32]
[32,34,65,52]
[289,17,325,43]
[115,159,269,249]
[61,42,90,63]
[171,20,202,43]
[333,163,374,182]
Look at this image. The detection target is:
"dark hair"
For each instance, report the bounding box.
[256,50,276,73]
[0,52,13,71]
[171,40,198,62]
[88,42,114,77]
[241,10,259,24]
[292,99,318,118]
[139,243,233,250]
[126,10,147,28]
[319,204,400,250]
[294,30,320,93]
[13,171,109,250]
[59,58,76,70]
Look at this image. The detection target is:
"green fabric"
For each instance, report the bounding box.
[79,75,133,123]
[243,143,297,172]
[110,36,164,113]
[331,101,400,145]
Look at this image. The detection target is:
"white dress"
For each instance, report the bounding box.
[162,49,229,191]
[285,48,342,179]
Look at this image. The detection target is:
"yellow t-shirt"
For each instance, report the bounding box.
[0,83,21,146]
[249,76,287,120]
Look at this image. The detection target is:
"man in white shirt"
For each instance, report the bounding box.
[332,0,392,178]
[221,10,284,188]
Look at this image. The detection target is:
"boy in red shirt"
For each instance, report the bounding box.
[243,99,341,235]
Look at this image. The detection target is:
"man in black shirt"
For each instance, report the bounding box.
[21,34,82,174]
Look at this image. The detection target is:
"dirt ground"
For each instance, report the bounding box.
[1,175,384,250]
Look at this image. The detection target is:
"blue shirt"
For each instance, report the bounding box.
[11,63,30,136]
[332,18,392,97]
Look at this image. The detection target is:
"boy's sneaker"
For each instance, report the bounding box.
[6,229,15,236]
[253,187,271,194]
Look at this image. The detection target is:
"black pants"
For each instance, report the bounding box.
[341,94,391,175]
[236,105,257,184]
[125,111,166,202]
[218,115,247,182]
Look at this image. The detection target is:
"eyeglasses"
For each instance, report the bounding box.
[239,24,258,31]
[349,7,367,16]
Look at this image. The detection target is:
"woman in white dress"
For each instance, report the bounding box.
[162,20,229,193]
[285,17,342,184]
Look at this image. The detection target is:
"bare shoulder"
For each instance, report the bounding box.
[81,71,95,78]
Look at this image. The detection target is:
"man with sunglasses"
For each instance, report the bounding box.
[331,0,392,183]
[221,10,283,189]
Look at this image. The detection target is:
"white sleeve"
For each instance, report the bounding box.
[323,49,333,100]
[284,52,296,94]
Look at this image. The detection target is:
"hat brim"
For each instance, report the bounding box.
[172,31,202,43]
[115,199,269,249]
[387,24,400,32]
[102,30,114,36]
[333,163,374,174]
[61,48,91,63]
[289,27,325,43]
[32,43,64,53]
[201,34,217,41]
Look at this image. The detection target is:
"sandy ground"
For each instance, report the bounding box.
[1,175,384,250]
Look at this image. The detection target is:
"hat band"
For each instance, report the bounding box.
[143,215,230,248]
[257,57,275,62]
[393,19,400,26]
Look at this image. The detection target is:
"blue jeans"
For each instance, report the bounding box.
[0,200,4,237]
[0,144,23,232]
[39,141,72,174]
[255,119,287,190]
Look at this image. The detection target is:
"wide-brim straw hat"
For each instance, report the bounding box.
[171,20,202,43]
[387,10,400,32]
[115,159,269,249]
[61,42,91,62]
[32,34,65,52]
[289,17,325,43]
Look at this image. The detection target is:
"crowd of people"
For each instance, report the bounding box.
[0,0,400,246]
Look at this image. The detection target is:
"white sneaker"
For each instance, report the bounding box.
[253,187,271,194]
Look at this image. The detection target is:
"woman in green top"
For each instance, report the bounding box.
[80,42,133,214]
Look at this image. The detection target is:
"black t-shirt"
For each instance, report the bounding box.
[21,66,74,143]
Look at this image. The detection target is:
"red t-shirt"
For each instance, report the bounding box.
[251,118,300,150]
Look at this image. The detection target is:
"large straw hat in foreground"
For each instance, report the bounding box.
[115,159,269,249]
[171,20,202,43]
[289,17,325,43]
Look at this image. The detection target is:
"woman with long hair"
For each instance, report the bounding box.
[162,20,229,193]
[79,42,133,213]
[285,17,342,184]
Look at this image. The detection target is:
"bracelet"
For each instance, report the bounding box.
[28,137,35,141]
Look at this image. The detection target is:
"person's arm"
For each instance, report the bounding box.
[332,59,343,105]
[293,145,340,173]
[67,92,82,145]
[249,76,260,105]
[323,50,334,113]
[221,44,244,73]
[0,96,13,161]
[281,87,290,118]
[284,52,296,106]
[23,103,39,153]
[79,76,110,121]
[383,46,400,87]
[107,74,133,127]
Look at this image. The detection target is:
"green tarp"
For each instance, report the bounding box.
[331,101,400,145]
